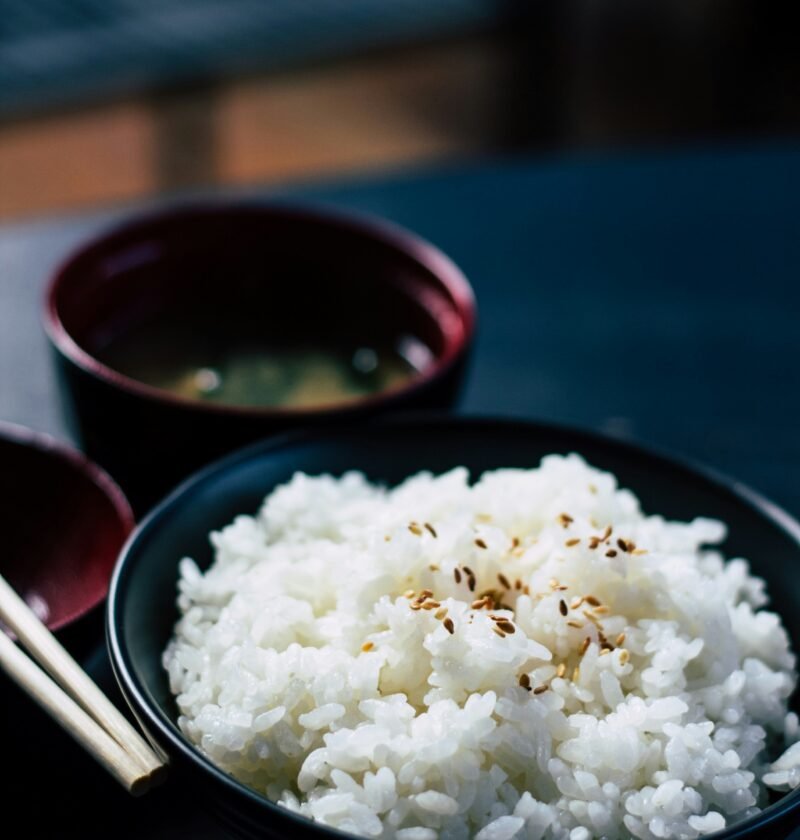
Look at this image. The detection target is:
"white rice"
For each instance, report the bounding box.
[164,455,800,839]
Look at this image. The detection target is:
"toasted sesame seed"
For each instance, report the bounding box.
[410,602,422,611]
[424,522,438,538]
[495,619,516,634]
[476,513,493,523]
[632,548,647,555]
[600,525,612,541]
[570,596,584,609]
[519,673,531,689]
[522,585,530,595]
[599,648,611,656]
[462,566,474,577]
[474,538,488,550]
[572,666,581,682]
[616,633,626,646]
[493,627,506,638]
[556,585,568,591]
[619,649,630,664]
[588,537,601,550]
[585,595,601,607]
[605,549,618,558]
[428,564,440,572]
[443,617,455,634]
[435,607,448,620]
[533,685,548,695]
[558,513,574,528]
[403,589,415,598]
[565,538,581,547]
[559,599,568,616]
[472,598,488,610]
[567,620,584,628]
[361,641,374,652]
[594,605,610,615]
[498,573,511,589]
[453,567,462,584]
[420,589,434,599]
[583,609,601,626]
[511,536,520,548]
[588,484,597,494]
[384,535,391,541]
[617,538,630,552]
[556,663,567,678]
[579,636,591,655]
[467,573,476,592]
[408,522,423,536]
[549,578,560,590]
[421,599,440,610]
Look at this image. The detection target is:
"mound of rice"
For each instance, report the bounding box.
[164,456,800,839]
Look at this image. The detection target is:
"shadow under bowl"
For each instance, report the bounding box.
[108,417,800,840]
[0,422,134,635]
[44,202,476,514]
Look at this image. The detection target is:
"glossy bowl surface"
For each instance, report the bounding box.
[108,417,800,839]
[45,203,476,512]
[0,421,134,632]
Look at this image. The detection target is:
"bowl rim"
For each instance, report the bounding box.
[0,420,135,631]
[107,415,800,839]
[43,200,477,418]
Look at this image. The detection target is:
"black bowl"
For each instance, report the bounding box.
[45,203,476,514]
[108,417,800,839]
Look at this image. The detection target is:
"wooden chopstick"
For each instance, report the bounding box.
[0,573,166,793]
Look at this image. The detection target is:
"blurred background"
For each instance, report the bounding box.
[1,0,798,222]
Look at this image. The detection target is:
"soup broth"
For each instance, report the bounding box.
[97,317,423,409]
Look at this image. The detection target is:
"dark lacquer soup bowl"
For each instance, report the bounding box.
[45,204,475,513]
[108,418,800,840]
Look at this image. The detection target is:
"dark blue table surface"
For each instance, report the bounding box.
[2,142,800,837]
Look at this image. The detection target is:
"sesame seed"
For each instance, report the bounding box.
[588,537,601,550]
[435,607,448,620]
[572,666,581,682]
[599,648,610,656]
[567,620,584,628]
[617,538,629,552]
[403,589,415,598]
[583,609,601,626]
[421,599,440,610]
[519,673,531,690]
[444,617,455,634]
[558,513,574,528]
[559,599,568,616]
[420,589,434,599]
[462,566,474,577]
[511,536,520,548]
[498,573,511,589]
[549,578,560,590]
[616,633,626,646]
[556,663,567,678]
[585,595,601,607]
[362,641,374,652]
[533,685,548,695]
[495,619,516,634]
[522,585,530,595]
[619,649,630,664]
[410,602,421,611]
[472,598,488,610]
[453,567,462,584]
[475,538,488,549]
[384,535,391,542]
[424,522,438,538]
[493,627,506,638]
[476,513,493,523]
[605,549,618,558]
[514,579,522,590]
[408,523,423,536]
[570,596,584,609]
[579,636,591,655]
[594,605,610,615]
[565,538,581,547]
[467,573,476,592]
[632,548,647,555]
[588,484,597,494]
[600,525,612,541]
[428,564,440,572]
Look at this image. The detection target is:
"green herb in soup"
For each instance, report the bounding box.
[98,321,423,408]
